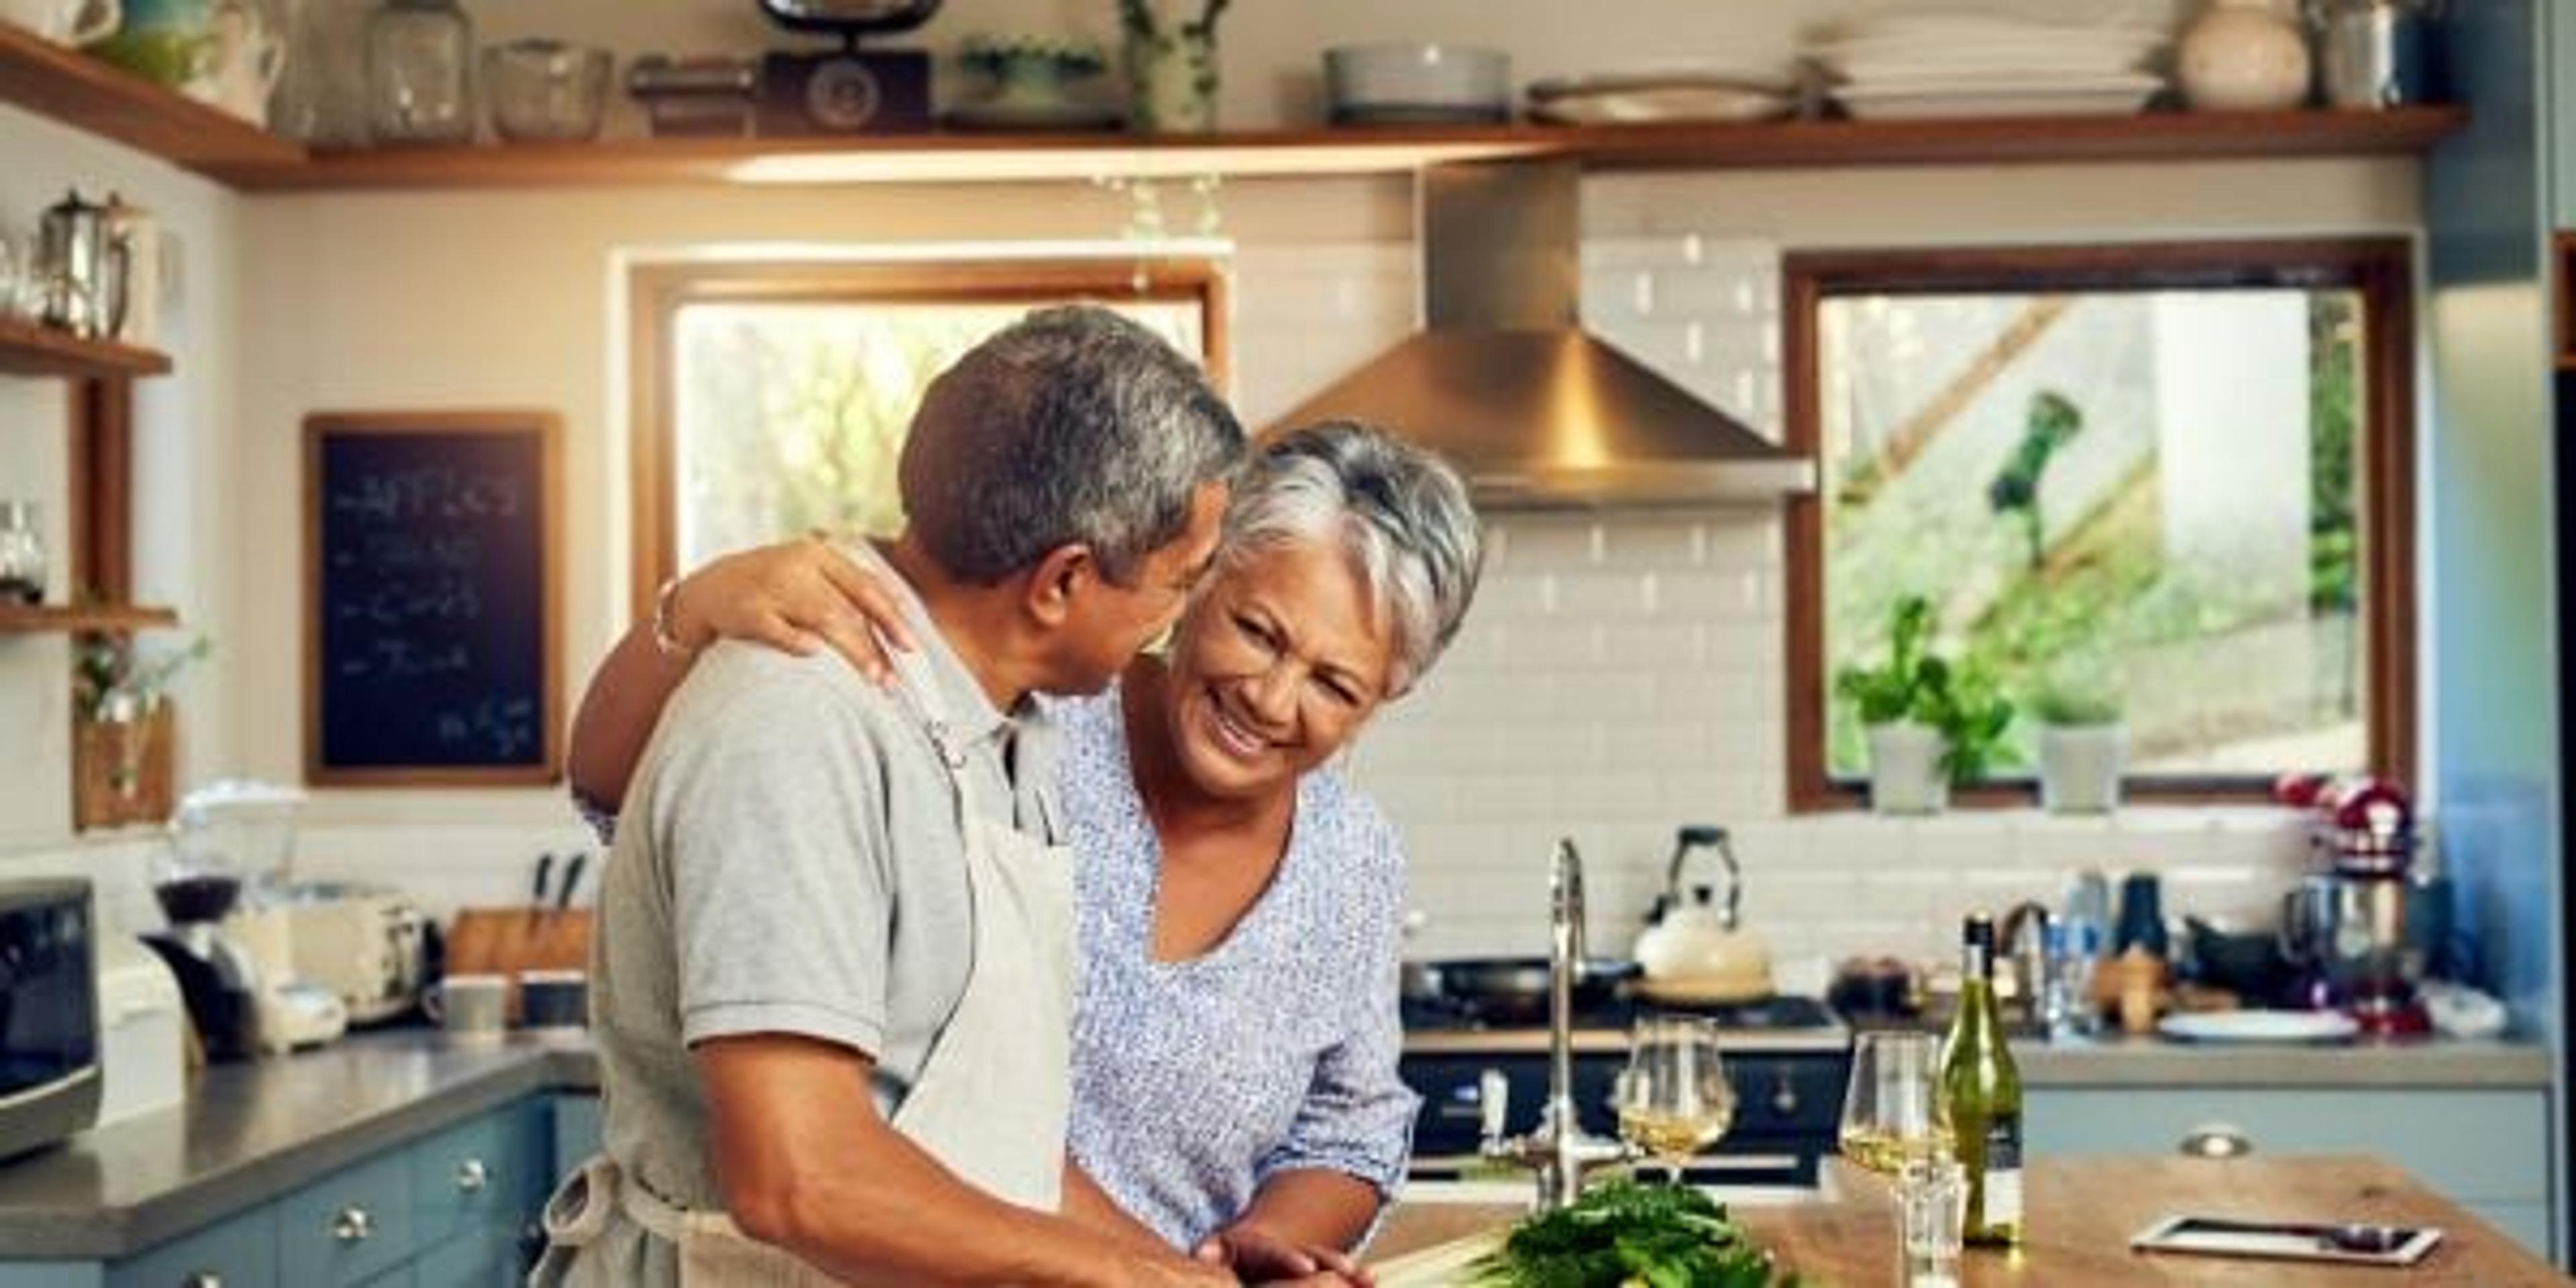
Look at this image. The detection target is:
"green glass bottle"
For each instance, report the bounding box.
[1944,911,2025,1246]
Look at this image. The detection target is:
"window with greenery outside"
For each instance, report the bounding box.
[673,299,1205,570]
[1817,286,2369,783]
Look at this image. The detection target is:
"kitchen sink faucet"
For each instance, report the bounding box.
[1481,837,1634,1210]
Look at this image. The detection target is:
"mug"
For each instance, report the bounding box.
[0,0,119,46]
[424,972,508,1042]
[517,969,588,1030]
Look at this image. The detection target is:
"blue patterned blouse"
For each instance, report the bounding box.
[1053,686,1418,1249]
[576,684,1418,1248]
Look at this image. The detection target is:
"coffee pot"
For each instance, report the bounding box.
[1633,825,1774,1003]
[34,190,128,340]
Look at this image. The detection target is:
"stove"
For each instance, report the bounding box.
[1400,994,1854,1185]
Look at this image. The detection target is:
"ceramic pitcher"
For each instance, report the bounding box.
[0,0,119,46]
[89,0,216,89]
[190,0,284,124]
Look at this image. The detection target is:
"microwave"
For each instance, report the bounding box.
[0,878,100,1161]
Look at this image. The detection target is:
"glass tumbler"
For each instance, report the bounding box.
[366,0,474,144]
[1896,1153,1967,1287]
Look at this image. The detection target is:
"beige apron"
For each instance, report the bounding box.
[534,651,1079,1287]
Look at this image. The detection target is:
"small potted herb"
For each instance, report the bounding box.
[1836,595,2014,814]
[2030,661,2127,814]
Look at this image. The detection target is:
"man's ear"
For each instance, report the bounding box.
[1024,545,1099,627]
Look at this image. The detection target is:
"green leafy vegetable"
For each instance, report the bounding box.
[1468,1179,1811,1287]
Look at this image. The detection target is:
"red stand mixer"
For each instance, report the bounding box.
[2277,775,2451,1037]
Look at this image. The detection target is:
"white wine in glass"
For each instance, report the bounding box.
[1615,1015,1736,1183]
[1839,1031,1953,1175]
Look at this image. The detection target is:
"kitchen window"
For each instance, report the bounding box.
[626,258,1228,619]
[1782,241,2416,809]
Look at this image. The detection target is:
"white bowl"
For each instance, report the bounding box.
[1324,44,1511,124]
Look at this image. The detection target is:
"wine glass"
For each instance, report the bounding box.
[1613,1014,1736,1185]
[1838,1030,1954,1175]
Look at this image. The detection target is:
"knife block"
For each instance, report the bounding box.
[445,906,592,1020]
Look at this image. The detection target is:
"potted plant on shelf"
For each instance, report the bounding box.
[1836,594,2014,814]
[1117,0,1230,132]
[73,631,209,828]
[2030,661,2127,814]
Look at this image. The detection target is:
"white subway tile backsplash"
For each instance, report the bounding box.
[1605,623,1708,669]
[1502,622,1607,669]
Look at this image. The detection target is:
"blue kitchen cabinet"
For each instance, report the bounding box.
[0,1097,555,1288]
[275,1150,415,1287]
[549,1094,600,1177]
[103,1202,280,1288]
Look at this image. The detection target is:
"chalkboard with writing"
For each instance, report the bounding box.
[304,413,561,786]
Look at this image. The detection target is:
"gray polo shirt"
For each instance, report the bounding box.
[576,551,1061,1284]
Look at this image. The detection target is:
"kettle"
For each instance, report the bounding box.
[1633,825,1774,1003]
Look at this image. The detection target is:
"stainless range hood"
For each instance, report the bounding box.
[1270,160,1815,508]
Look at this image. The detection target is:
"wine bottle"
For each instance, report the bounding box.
[1944,911,2025,1246]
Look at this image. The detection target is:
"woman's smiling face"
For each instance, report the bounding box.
[1159,537,1397,800]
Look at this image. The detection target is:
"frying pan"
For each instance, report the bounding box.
[1409,956,1640,1026]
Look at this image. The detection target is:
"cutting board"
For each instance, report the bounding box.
[445,906,592,980]
[1371,1229,1506,1287]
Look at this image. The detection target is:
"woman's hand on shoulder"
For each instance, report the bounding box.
[671,535,915,686]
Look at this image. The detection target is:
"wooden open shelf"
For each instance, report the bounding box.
[0,317,172,379]
[0,18,2476,190]
[0,604,179,633]
[207,105,2469,191]
[0,22,303,174]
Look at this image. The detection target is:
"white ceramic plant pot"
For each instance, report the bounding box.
[1866,722,1950,815]
[2039,722,2129,814]
[2178,0,2313,112]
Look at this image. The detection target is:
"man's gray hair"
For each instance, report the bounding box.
[1223,421,1485,695]
[900,305,1246,584]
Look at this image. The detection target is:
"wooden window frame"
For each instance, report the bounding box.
[627,258,1232,625]
[1782,239,2419,812]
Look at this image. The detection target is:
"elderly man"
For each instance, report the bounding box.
[535,307,1246,1287]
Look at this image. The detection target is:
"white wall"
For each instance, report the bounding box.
[3,0,2434,967]
[205,152,2421,964]
[0,102,242,934]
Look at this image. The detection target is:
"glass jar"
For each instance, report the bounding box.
[276,0,376,147]
[0,500,44,606]
[366,0,474,144]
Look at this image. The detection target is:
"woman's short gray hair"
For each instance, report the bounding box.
[1223,421,1485,695]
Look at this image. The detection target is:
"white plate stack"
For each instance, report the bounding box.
[1811,12,2170,120]
[1526,62,1798,125]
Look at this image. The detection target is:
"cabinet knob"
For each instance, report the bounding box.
[331,1206,375,1243]
[456,1157,492,1193]
[1768,1072,1800,1117]
[181,1273,224,1288]
[2179,1124,2254,1159]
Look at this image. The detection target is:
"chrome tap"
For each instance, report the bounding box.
[1481,837,1634,1210]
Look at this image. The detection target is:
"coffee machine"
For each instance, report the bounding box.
[2279,776,2447,1036]
[140,782,347,1061]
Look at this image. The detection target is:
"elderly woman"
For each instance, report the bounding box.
[568,421,1483,1283]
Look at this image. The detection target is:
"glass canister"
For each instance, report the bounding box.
[366,0,474,144]
[0,500,45,606]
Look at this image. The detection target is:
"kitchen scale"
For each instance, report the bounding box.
[756,0,941,136]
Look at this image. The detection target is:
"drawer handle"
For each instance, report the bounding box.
[331,1207,375,1243]
[182,1273,224,1288]
[456,1157,492,1193]
[2180,1124,2254,1159]
[1769,1072,1799,1117]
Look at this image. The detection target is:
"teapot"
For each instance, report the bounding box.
[0,0,119,46]
[1633,825,1774,1003]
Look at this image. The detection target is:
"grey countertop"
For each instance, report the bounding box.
[0,1031,601,1260]
[2,1022,2547,1261]
[1402,1028,2552,1088]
